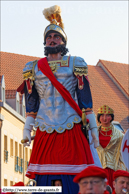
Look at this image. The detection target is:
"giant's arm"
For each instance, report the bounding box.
[22,61,39,146]
[23,82,39,146]
[24,82,39,117]
[74,57,99,148]
[76,75,92,111]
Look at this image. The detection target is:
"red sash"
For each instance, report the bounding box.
[38,57,82,117]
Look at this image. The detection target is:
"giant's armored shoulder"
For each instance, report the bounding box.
[73,56,88,77]
[23,60,38,80]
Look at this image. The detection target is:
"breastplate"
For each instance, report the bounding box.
[34,56,81,133]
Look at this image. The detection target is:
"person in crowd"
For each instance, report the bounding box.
[73,165,110,194]
[54,180,62,186]
[112,170,129,194]
[5,182,25,194]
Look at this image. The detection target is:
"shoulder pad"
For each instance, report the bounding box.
[23,60,38,80]
[73,57,88,76]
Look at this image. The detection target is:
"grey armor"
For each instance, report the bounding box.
[23,55,88,134]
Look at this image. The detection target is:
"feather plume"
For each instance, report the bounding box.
[43,5,64,29]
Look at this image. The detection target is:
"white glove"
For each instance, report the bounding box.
[86,113,99,148]
[23,116,35,147]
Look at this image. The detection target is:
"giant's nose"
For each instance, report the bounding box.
[50,41,56,46]
[103,115,107,121]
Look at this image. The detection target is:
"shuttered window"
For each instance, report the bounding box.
[10,139,13,156]
[10,181,13,186]
[25,147,28,161]
[4,179,7,186]
[19,144,22,158]
[15,142,18,156]
[4,135,7,150]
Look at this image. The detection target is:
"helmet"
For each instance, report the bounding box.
[43,5,67,44]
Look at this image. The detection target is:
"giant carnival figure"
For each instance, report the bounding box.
[96,105,126,190]
[18,5,101,194]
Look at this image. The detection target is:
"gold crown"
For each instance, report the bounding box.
[43,5,67,44]
[97,105,114,114]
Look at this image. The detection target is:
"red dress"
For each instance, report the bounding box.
[99,129,115,190]
[26,123,94,179]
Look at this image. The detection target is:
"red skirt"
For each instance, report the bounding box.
[26,123,94,179]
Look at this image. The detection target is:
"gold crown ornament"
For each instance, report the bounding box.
[97,105,114,114]
[43,5,67,44]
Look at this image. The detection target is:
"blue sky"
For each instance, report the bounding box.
[1,1,128,65]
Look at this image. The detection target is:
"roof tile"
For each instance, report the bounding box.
[97,59,129,96]
[88,65,128,130]
[0,51,40,90]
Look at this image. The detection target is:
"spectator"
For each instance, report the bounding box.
[54,180,62,186]
[5,182,24,194]
[113,170,129,194]
[73,165,109,194]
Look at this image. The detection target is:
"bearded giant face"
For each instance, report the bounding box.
[46,32,64,46]
[44,31,68,56]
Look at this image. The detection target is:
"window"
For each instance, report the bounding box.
[4,179,7,186]
[15,142,18,156]
[4,135,8,162]
[4,135,7,150]
[15,156,19,172]
[19,144,22,158]
[10,139,13,157]
[25,148,28,171]
[10,181,13,186]
[19,144,23,173]
[4,150,8,162]
[19,158,23,173]
[25,147,28,161]
[25,161,29,171]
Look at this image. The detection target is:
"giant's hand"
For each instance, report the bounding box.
[86,113,99,148]
[23,116,35,147]
[90,127,99,148]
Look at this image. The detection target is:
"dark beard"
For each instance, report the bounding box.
[44,44,69,56]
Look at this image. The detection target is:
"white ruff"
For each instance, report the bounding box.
[26,163,95,174]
